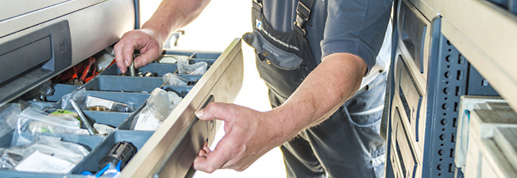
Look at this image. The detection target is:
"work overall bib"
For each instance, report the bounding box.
[243,0,386,177]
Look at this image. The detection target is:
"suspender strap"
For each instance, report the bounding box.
[252,0,315,35]
[253,0,263,7]
[295,0,315,35]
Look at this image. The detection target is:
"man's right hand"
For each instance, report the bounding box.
[114,28,163,73]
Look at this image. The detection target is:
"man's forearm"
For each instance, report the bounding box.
[268,53,367,143]
[142,0,211,43]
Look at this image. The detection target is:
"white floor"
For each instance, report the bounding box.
[141,1,287,177]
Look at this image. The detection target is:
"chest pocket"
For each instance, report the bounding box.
[244,31,315,100]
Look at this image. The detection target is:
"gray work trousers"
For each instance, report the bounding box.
[269,73,387,178]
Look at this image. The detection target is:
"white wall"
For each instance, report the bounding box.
[140,1,286,177]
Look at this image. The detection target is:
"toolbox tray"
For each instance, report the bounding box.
[0,39,244,178]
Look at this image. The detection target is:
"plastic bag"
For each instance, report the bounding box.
[133,88,182,131]
[20,80,54,101]
[97,47,115,72]
[0,135,89,174]
[86,96,135,112]
[28,100,59,112]
[62,89,135,112]
[12,105,84,146]
[20,106,80,128]
[0,104,21,137]
[156,55,190,64]
[162,73,187,86]
[177,58,207,75]
[61,88,87,111]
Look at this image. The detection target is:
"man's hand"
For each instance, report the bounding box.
[114,29,163,73]
[193,102,280,173]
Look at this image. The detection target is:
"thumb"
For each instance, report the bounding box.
[195,103,232,122]
[195,108,215,122]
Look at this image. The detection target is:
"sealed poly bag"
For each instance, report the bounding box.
[0,135,89,174]
[86,96,135,112]
[12,106,83,146]
[177,58,207,75]
[133,88,182,131]
[61,88,87,111]
[163,73,188,86]
[0,104,21,137]
[156,54,190,64]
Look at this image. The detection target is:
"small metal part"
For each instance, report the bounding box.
[88,106,110,112]
[129,62,136,76]
[70,99,98,135]
[187,79,199,85]
[144,72,154,77]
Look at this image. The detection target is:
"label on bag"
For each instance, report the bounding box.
[15,151,75,174]
[86,96,115,109]
[94,123,115,135]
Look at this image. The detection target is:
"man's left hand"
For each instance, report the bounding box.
[193,102,278,173]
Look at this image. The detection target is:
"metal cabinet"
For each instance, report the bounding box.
[385,0,506,177]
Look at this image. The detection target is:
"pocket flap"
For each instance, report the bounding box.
[243,31,303,70]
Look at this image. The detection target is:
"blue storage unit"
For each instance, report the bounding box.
[385,0,506,177]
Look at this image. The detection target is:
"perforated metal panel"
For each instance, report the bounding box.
[385,0,500,177]
[424,34,469,177]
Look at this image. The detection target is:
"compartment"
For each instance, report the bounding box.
[85,91,149,111]
[393,96,424,159]
[83,111,130,129]
[390,140,404,178]
[46,84,80,102]
[397,0,428,74]
[86,70,202,93]
[84,76,163,92]
[390,107,407,178]
[0,79,151,177]
[100,63,177,77]
[396,56,424,144]
[99,56,216,77]
[6,102,130,132]
[161,85,192,97]
[0,130,105,177]
[162,50,221,60]
[394,106,418,178]
[70,130,153,175]
[116,102,147,130]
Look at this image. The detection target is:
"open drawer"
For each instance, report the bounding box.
[0,39,243,177]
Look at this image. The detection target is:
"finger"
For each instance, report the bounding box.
[121,40,136,71]
[197,141,210,157]
[113,41,127,73]
[114,40,136,74]
[198,149,207,157]
[194,151,228,173]
[202,141,209,151]
[133,49,158,69]
[193,136,235,173]
[195,103,234,122]
[203,143,211,154]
